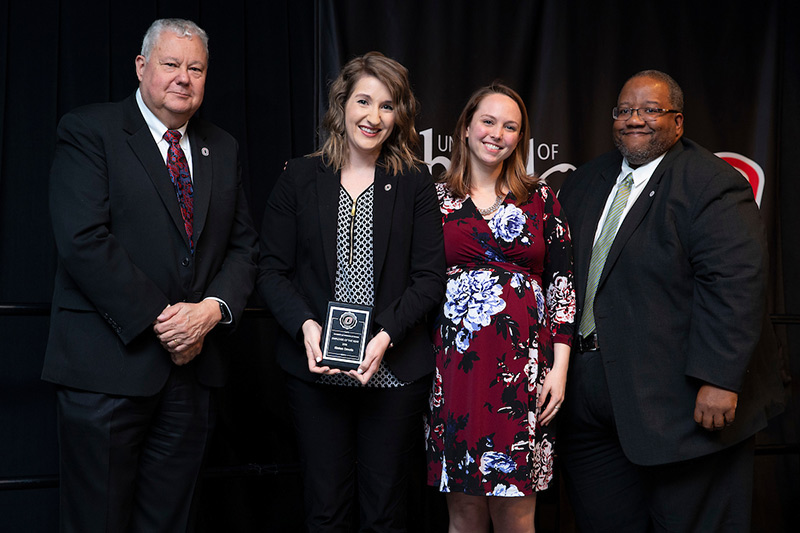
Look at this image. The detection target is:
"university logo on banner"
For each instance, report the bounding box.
[421,128,575,183]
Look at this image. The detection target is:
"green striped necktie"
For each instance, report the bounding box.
[579,173,634,336]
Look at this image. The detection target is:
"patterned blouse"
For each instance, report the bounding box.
[319,184,405,388]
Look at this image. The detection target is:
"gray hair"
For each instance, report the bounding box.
[140,18,209,61]
[627,69,684,112]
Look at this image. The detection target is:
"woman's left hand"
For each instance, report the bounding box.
[538,366,567,426]
[538,342,571,426]
[347,330,392,385]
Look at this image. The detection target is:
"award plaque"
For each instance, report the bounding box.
[320,301,374,370]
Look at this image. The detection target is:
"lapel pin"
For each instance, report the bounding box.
[384,184,392,191]
[201,147,210,156]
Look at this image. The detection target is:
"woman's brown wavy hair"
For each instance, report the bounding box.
[313,51,421,175]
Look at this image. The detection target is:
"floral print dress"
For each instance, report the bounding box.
[425,182,575,496]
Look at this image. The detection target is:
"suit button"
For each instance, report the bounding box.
[181,257,191,267]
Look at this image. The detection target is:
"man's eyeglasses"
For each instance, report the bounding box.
[612,107,681,121]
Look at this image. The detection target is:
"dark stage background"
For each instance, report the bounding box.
[1,1,797,531]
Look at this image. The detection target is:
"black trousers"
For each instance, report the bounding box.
[559,350,755,533]
[56,364,212,533]
[285,374,431,533]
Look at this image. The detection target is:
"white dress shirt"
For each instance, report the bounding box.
[135,89,194,180]
[592,153,667,246]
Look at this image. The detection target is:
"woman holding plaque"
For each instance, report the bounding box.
[259,51,445,531]
[425,84,575,532]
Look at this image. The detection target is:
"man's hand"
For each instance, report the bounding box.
[694,383,738,431]
[169,337,205,365]
[154,300,221,365]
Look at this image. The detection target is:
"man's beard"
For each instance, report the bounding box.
[614,135,674,167]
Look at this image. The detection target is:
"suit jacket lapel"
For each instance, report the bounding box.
[576,162,618,299]
[599,141,685,286]
[188,122,212,246]
[123,96,190,250]
[317,162,340,291]
[373,165,397,288]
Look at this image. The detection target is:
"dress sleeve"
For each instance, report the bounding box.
[540,185,575,345]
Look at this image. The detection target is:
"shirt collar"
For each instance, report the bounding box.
[135,88,188,142]
[620,152,666,186]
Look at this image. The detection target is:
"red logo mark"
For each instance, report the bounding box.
[715,152,764,207]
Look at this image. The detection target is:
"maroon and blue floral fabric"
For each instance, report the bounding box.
[426,182,574,496]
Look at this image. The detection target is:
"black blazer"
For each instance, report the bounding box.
[43,94,259,396]
[558,137,785,465]
[258,156,446,382]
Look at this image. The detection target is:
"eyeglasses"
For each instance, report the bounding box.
[612,107,681,121]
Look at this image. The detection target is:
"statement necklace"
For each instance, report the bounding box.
[476,195,505,215]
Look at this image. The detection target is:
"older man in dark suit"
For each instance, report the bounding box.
[557,70,785,532]
[42,18,258,532]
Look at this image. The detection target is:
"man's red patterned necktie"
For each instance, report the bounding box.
[163,129,194,251]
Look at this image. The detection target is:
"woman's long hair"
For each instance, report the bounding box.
[442,84,538,203]
[313,52,421,175]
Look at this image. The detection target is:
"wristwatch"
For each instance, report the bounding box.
[219,301,231,323]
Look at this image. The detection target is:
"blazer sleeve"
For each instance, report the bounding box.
[683,162,767,392]
[49,110,169,345]
[257,161,318,340]
[374,168,446,344]
[199,143,259,323]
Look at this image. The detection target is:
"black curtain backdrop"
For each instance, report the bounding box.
[1,1,797,532]
[0,1,317,531]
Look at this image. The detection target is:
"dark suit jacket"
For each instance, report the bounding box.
[43,94,259,396]
[558,137,785,465]
[258,156,446,382]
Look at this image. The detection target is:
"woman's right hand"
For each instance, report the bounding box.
[301,319,339,375]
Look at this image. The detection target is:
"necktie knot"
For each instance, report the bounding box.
[622,172,634,187]
[163,129,182,145]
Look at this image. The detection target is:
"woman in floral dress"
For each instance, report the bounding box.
[425,84,575,532]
